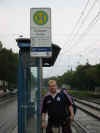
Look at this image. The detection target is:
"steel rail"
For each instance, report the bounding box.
[72,120,89,133]
[75,99,100,111]
[75,102,100,121]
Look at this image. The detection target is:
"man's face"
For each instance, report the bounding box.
[48,82,57,93]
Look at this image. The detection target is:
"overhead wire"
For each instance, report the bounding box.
[64,0,99,53]
[67,0,90,44]
[69,10,100,54]
[59,0,100,72]
[64,0,90,53]
[64,0,90,50]
[65,10,100,69]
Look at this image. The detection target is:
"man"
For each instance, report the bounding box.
[41,80,74,133]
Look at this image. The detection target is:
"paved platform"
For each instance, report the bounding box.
[12,125,77,133]
[12,127,17,133]
[12,114,77,133]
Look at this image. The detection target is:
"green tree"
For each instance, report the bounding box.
[0,46,18,91]
[0,41,3,50]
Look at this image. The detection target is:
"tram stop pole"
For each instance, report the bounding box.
[30,8,52,133]
[37,58,42,133]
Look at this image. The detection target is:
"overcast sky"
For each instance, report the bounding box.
[0,0,100,77]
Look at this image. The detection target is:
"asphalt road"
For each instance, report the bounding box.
[0,97,17,133]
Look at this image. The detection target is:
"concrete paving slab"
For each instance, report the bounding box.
[12,127,17,133]
[12,126,77,133]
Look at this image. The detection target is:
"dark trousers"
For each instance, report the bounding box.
[46,120,72,133]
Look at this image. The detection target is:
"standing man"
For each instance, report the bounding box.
[41,80,74,133]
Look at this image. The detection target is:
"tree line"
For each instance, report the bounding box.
[0,41,18,91]
[44,63,100,91]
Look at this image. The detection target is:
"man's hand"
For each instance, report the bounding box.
[41,113,47,128]
[69,105,74,121]
[41,120,47,128]
[70,115,74,121]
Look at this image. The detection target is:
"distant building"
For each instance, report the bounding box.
[0,80,8,89]
[95,87,100,94]
[0,80,3,87]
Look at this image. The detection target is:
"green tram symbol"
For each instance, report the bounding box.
[33,11,48,25]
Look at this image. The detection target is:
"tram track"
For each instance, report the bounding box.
[75,98,100,111]
[75,99,100,120]
[72,120,89,133]
[74,108,100,133]
[71,98,100,132]
[83,98,100,105]
[73,96,100,105]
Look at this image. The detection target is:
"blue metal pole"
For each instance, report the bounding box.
[23,63,29,133]
[18,50,24,133]
[37,58,42,133]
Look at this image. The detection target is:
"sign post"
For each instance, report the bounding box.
[30,8,51,133]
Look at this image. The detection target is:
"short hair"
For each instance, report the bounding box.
[48,80,57,86]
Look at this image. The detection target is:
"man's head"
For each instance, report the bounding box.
[48,80,57,94]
